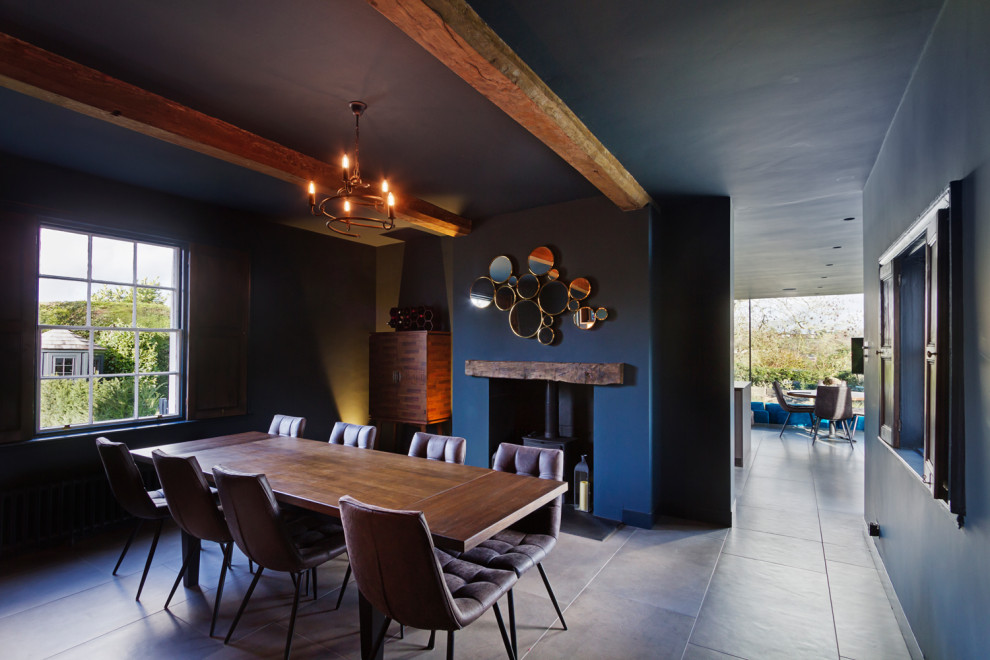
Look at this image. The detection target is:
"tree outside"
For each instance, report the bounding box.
[735,294,864,402]
[39,279,173,428]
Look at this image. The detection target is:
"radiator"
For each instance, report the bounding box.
[0,475,129,556]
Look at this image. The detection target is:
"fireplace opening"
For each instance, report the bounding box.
[488,378,593,506]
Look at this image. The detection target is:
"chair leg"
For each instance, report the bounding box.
[225,566,264,644]
[284,571,304,660]
[778,412,791,438]
[135,519,164,601]
[844,420,854,447]
[367,615,392,660]
[400,623,404,639]
[811,418,820,446]
[492,602,515,660]
[447,630,455,660]
[113,519,142,575]
[210,541,233,637]
[426,629,436,650]
[165,541,193,608]
[508,589,517,658]
[334,562,351,611]
[537,563,567,630]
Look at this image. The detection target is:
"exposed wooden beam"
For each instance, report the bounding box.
[0,32,470,237]
[366,0,652,211]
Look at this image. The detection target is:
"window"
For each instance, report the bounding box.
[37,227,183,430]
[53,356,74,376]
[877,183,965,519]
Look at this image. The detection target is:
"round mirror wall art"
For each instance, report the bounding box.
[517,273,540,300]
[528,246,554,276]
[489,255,513,283]
[470,246,610,343]
[494,285,516,311]
[470,277,495,308]
[509,300,543,338]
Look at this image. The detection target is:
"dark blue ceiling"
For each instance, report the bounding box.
[0,0,943,296]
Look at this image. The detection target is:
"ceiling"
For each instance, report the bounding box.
[0,0,943,299]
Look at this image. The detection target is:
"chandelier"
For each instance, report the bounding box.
[309,101,396,237]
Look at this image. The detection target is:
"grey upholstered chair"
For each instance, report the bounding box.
[812,384,854,447]
[772,381,816,438]
[408,432,467,464]
[338,495,517,660]
[328,421,377,449]
[212,465,347,659]
[95,437,171,601]
[458,442,567,656]
[269,414,307,438]
[152,450,233,637]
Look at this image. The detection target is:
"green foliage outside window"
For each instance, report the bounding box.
[39,280,173,428]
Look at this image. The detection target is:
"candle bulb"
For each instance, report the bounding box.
[382,179,389,193]
[341,154,349,182]
[344,199,351,215]
[387,192,395,220]
[307,181,316,208]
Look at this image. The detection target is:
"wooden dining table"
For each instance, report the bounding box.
[132,431,567,657]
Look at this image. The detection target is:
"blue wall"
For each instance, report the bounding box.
[451,197,654,524]
[862,0,990,656]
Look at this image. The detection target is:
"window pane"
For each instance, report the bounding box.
[39,228,88,278]
[91,285,134,327]
[94,376,135,422]
[137,243,176,288]
[39,278,88,326]
[94,330,136,374]
[92,236,134,284]
[137,331,172,372]
[39,378,90,428]
[136,289,174,328]
[138,374,171,417]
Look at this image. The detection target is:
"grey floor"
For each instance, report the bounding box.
[0,426,913,659]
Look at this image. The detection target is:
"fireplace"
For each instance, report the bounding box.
[466,360,624,510]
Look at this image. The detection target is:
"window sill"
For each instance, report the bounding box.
[30,417,190,442]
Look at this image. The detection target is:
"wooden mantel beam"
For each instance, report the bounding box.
[366,0,653,212]
[0,32,471,237]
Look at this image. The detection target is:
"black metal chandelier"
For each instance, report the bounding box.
[309,101,395,237]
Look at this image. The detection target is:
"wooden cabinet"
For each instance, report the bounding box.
[369,331,451,426]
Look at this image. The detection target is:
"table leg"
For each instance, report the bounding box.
[181,530,201,587]
[359,589,387,660]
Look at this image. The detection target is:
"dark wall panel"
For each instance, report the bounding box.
[862,1,990,657]
[653,197,734,526]
[0,153,375,489]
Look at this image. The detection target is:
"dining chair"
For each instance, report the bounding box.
[407,432,466,464]
[457,442,567,657]
[328,421,377,449]
[269,414,307,438]
[95,437,171,601]
[212,465,348,659]
[152,450,233,637]
[772,381,817,438]
[812,384,854,447]
[338,495,517,660]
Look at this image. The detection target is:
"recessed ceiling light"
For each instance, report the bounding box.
[821,276,828,279]
[843,217,856,221]
[818,286,824,289]
[832,245,842,249]
[782,288,797,291]
[826,263,834,267]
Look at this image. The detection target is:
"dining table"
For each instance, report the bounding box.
[132,430,567,658]
[787,388,865,439]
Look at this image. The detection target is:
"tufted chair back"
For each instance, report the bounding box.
[268,414,306,438]
[408,432,467,464]
[152,450,230,544]
[328,422,377,449]
[212,465,308,573]
[96,437,164,520]
[492,442,563,538]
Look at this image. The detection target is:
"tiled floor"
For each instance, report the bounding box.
[0,427,913,659]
